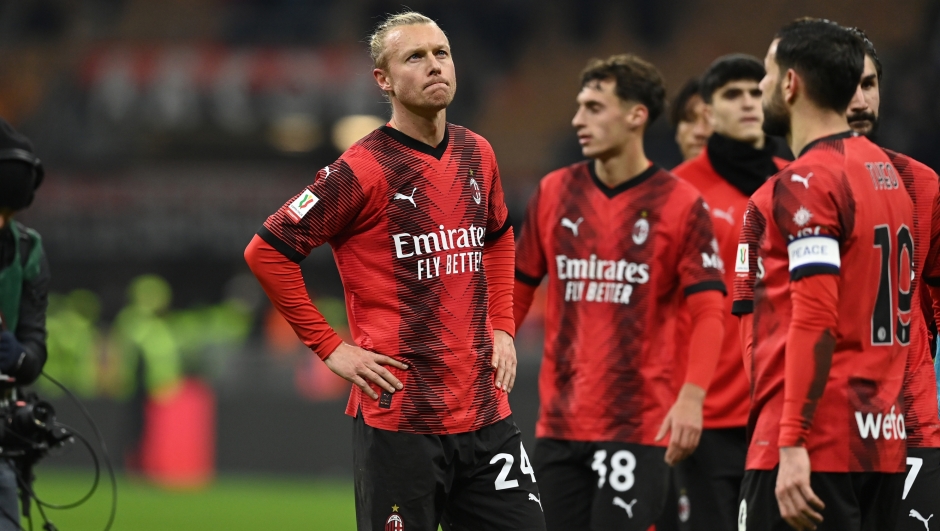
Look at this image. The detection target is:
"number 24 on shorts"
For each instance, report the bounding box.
[592,450,637,492]
[491,443,536,490]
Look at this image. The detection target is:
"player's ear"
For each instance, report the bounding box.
[783,69,799,105]
[374,68,393,93]
[626,103,649,130]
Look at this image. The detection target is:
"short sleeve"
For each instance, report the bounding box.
[485,157,511,242]
[731,198,766,315]
[678,196,727,297]
[259,159,367,262]
[771,165,854,281]
[514,186,546,286]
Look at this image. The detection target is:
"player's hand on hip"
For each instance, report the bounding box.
[323,342,409,400]
[775,446,824,530]
[491,330,517,393]
[655,383,705,465]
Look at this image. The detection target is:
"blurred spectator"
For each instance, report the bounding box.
[669,78,712,163]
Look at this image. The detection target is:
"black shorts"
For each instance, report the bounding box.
[533,438,669,531]
[898,447,940,531]
[352,413,546,531]
[738,467,904,531]
[657,427,747,531]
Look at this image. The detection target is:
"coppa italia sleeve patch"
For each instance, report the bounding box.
[735,244,749,273]
[787,236,840,272]
[288,189,319,222]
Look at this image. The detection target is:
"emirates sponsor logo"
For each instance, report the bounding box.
[555,254,649,305]
[392,224,486,280]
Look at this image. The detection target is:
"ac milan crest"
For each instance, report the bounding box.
[385,508,404,531]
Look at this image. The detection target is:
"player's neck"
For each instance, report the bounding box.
[593,140,650,188]
[788,105,852,157]
[388,104,447,148]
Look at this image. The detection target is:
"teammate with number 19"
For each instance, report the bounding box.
[514,54,727,531]
[245,12,546,531]
[842,28,940,531]
[732,19,914,530]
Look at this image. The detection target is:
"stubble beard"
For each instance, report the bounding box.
[761,85,791,138]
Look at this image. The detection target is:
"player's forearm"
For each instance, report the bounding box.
[780,274,839,447]
[244,235,343,359]
[484,227,515,336]
[683,289,725,390]
[738,313,755,385]
[513,279,537,328]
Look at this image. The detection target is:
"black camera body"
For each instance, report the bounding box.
[0,390,71,461]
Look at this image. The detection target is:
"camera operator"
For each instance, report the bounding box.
[0,118,50,530]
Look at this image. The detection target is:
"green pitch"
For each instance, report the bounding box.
[25,469,357,531]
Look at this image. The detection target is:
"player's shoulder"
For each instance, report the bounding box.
[448,123,494,152]
[881,147,940,180]
[656,165,705,204]
[540,160,591,188]
[671,150,713,182]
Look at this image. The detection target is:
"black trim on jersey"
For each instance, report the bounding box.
[515,269,543,286]
[731,300,753,315]
[683,280,727,297]
[378,125,450,160]
[587,160,660,198]
[485,215,513,242]
[798,130,856,158]
[790,264,840,281]
[257,226,306,263]
[924,276,940,287]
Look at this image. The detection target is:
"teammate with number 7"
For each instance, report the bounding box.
[514,54,727,531]
[732,18,917,530]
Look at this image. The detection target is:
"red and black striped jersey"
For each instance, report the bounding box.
[673,149,788,429]
[515,161,725,445]
[885,149,940,449]
[733,133,914,473]
[260,124,513,434]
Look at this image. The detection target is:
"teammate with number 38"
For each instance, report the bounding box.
[514,55,726,531]
[733,19,914,530]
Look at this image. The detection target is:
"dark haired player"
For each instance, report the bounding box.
[670,78,713,162]
[733,19,916,530]
[843,29,940,531]
[245,12,545,531]
[514,54,726,531]
[669,53,789,531]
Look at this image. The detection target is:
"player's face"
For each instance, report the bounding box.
[375,24,456,114]
[846,55,880,137]
[709,79,764,145]
[760,39,791,138]
[675,95,712,160]
[572,79,646,160]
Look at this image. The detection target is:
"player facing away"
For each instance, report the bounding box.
[244,12,546,531]
[669,54,790,531]
[514,54,727,531]
[732,19,914,530]
[844,28,940,531]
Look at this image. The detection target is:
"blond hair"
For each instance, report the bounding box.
[368,11,439,69]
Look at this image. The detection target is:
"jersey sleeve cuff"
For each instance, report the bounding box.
[684,280,727,297]
[491,317,515,338]
[925,276,940,287]
[515,269,543,287]
[731,299,753,315]
[778,426,807,448]
[485,215,513,242]
[258,226,307,263]
[314,332,344,361]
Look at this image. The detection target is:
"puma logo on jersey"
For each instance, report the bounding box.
[528,493,543,511]
[791,172,814,188]
[394,188,417,208]
[322,166,331,180]
[613,497,637,518]
[910,510,933,530]
[712,207,735,225]
[561,217,584,236]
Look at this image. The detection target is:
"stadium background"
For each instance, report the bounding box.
[0,0,938,528]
